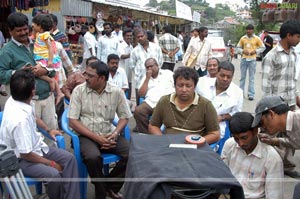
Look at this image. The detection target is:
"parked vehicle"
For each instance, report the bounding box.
[207,36,230,62]
[257,31,280,61]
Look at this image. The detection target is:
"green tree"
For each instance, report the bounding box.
[146,0,158,7]
[244,0,279,32]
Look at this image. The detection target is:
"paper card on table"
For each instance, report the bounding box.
[169,144,197,149]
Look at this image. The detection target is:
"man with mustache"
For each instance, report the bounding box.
[107,54,128,92]
[196,61,243,139]
[0,12,58,140]
[97,22,119,64]
[134,57,174,134]
[69,60,132,199]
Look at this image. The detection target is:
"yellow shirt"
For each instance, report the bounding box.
[237,35,265,59]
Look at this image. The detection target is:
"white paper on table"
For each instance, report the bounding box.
[169,144,197,149]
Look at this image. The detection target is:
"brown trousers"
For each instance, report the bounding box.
[134,102,153,134]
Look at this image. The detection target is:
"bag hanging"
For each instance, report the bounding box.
[185,40,205,68]
[186,54,197,67]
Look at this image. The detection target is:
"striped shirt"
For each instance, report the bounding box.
[51,29,71,58]
[69,82,132,135]
[130,42,163,87]
[222,138,284,199]
[262,42,298,106]
[280,110,300,149]
[159,33,180,63]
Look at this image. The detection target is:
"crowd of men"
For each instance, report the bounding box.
[0,11,300,199]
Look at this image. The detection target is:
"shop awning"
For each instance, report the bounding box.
[86,0,193,25]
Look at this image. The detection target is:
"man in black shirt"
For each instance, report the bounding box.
[262,30,273,58]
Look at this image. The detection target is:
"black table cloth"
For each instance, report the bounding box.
[123,134,244,199]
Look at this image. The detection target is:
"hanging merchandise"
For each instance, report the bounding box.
[0,0,32,10]
[93,4,109,20]
[34,0,49,7]
[95,11,104,32]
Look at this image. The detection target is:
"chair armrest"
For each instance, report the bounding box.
[64,97,70,105]
[112,116,130,141]
[61,109,82,162]
[139,97,145,105]
[209,141,219,152]
[37,127,66,149]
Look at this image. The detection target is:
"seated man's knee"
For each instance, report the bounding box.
[46,167,61,178]
[64,151,77,164]
[134,104,143,118]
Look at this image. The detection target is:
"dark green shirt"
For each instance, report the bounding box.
[150,93,220,136]
[0,40,54,100]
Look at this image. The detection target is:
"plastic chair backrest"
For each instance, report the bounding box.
[125,90,130,100]
[139,97,145,105]
[64,97,70,105]
[61,108,87,199]
[216,120,231,155]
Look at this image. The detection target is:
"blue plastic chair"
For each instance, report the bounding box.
[64,97,70,105]
[125,90,130,100]
[0,111,66,196]
[216,120,231,155]
[61,108,130,199]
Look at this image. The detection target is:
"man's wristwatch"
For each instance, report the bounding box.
[113,131,120,136]
[221,115,226,121]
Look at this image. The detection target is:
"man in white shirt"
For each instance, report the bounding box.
[196,57,219,91]
[107,54,128,92]
[112,24,123,43]
[97,22,119,64]
[0,69,80,199]
[222,112,283,199]
[130,29,163,106]
[183,27,212,77]
[197,61,243,138]
[118,28,133,99]
[134,58,174,133]
[81,25,97,69]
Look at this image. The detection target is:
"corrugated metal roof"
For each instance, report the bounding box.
[87,0,193,24]
[62,0,93,17]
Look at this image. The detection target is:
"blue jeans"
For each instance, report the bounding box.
[240,59,256,98]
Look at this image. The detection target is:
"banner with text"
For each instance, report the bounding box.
[175,0,193,21]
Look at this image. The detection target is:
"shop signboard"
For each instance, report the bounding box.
[175,0,192,21]
[193,11,201,23]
